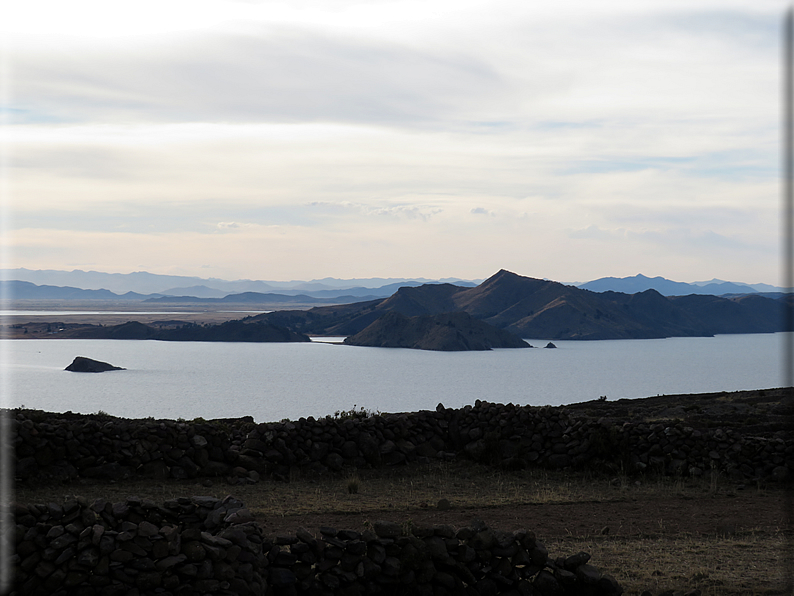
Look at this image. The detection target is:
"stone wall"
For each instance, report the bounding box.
[11,495,623,596]
[10,399,792,486]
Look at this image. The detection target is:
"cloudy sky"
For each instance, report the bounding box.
[0,0,787,284]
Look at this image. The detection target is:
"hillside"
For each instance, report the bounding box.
[343,311,531,351]
[25,319,311,343]
[253,270,785,340]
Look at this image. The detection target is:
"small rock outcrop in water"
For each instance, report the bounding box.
[545,342,557,349]
[343,311,531,351]
[65,356,125,373]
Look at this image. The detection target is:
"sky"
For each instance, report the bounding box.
[0,0,788,285]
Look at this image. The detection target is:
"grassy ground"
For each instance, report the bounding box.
[14,461,791,595]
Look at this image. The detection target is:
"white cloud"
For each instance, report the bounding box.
[10,28,509,128]
[2,1,786,284]
[470,207,495,216]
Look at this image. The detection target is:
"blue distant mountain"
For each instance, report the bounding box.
[576,274,762,296]
[1,268,477,298]
[1,269,780,302]
[2,280,152,301]
[1,280,468,303]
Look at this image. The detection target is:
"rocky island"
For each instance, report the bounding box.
[343,311,531,351]
[65,356,125,372]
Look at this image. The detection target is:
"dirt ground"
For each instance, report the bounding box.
[255,489,788,540]
[14,468,792,595]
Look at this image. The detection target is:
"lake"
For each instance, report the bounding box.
[1,333,786,423]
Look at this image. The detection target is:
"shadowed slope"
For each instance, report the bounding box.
[343,311,531,351]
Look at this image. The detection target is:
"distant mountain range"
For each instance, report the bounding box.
[251,270,787,340]
[1,280,464,304]
[3,280,154,301]
[0,268,785,304]
[577,274,782,296]
[1,268,475,297]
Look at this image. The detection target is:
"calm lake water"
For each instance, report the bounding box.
[1,333,786,423]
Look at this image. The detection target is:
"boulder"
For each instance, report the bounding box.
[65,357,124,373]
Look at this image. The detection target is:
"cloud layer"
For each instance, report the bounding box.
[2,1,786,283]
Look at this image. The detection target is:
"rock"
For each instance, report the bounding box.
[534,569,563,595]
[545,342,557,348]
[564,551,591,570]
[464,439,488,462]
[547,453,571,468]
[138,460,170,479]
[373,520,402,538]
[270,568,298,587]
[82,463,133,481]
[575,563,602,584]
[65,356,124,373]
[223,508,255,524]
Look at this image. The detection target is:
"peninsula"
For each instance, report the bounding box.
[253,269,787,340]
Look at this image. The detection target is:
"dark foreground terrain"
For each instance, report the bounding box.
[12,388,793,595]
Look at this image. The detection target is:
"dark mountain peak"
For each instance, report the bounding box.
[630,288,667,300]
[491,268,519,278]
[377,283,462,316]
[481,269,529,285]
[470,270,553,295]
[455,270,559,319]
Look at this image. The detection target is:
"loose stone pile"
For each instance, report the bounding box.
[13,495,266,596]
[11,495,623,595]
[11,398,792,486]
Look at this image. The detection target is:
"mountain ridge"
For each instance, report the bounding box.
[577,274,779,296]
[2,268,477,296]
[5,267,781,298]
[251,270,786,340]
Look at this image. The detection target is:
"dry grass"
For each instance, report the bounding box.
[12,461,779,517]
[13,461,791,596]
[15,462,587,516]
[545,533,789,596]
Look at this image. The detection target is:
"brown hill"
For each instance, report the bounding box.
[343,311,532,351]
[253,270,785,340]
[56,320,311,342]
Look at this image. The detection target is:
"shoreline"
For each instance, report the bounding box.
[7,386,790,426]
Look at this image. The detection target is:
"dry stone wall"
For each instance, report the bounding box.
[11,495,623,596]
[10,399,792,486]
